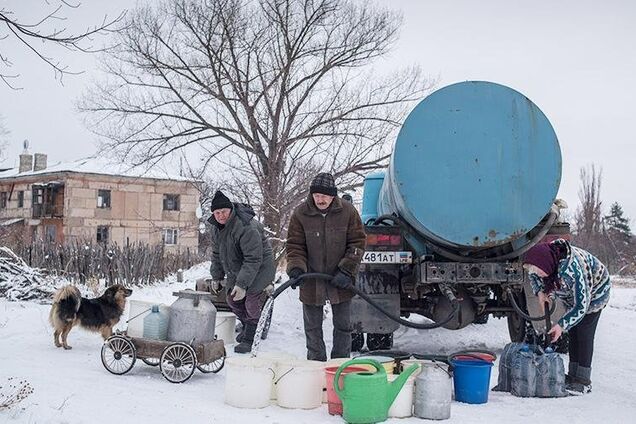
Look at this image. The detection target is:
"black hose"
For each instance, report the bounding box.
[275,272,460,330]
[506,287,556,321]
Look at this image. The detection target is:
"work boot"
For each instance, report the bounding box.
[235,321,246,343]
[234,323,256,354]
[566,366,592,395]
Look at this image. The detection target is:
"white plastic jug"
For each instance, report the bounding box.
[256,351,298,400]
[224,357,274,409]
[414,362,452,420]
[388,373,416,418]
[127,300,169,337]
[215,312,237,345]
[275,360,325,409]
[142,305,169,340]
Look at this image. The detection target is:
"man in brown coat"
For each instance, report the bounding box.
[286,172,366,361]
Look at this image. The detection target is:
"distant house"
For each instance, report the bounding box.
[0,153,200,251]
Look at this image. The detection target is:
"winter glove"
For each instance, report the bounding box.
[288,268,304,289]
[330,271,353,289]
[230,285,246,301]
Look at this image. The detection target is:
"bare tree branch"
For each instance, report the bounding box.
[0,2,126,88]
[81,0,436,249]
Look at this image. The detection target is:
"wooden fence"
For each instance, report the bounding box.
[15,239,206,286]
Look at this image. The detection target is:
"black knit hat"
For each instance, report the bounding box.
[310,172,337,196]
[210,190,233,211]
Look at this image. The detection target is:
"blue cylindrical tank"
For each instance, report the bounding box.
[378,81,561,250]
[361,171,385,224]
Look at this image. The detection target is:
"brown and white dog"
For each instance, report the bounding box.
[49,284,132,349]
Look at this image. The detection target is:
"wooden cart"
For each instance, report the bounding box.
[101,333,226,383]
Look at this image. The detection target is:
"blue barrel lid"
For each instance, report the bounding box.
[388,81,561,248]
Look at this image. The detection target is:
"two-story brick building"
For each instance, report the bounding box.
[0,153,201,251]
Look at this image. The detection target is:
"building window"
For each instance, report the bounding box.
[17,191,24,208]
[163,228,178,245]
[163,194,180,211]
[45,225,56,243]
[97,189,111,208]
[0,192,6,209]
[97,226,109,243]
[33,188,44,205]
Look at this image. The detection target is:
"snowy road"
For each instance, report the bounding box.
[1,266,635,423]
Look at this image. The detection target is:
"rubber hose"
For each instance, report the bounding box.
[506,287,556,321]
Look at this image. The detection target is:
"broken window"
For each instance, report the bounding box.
[97,189,111,209]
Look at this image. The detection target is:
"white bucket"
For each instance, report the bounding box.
[127,300,169,337]
[388,374,415,418]
[215,312,237,345]
[275,360,325,409]
[224,357,275,409]
[256,351,298,400]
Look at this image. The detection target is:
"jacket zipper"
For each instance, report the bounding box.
[321,214,327,273]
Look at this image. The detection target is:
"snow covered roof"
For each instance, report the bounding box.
[0,156,198,183]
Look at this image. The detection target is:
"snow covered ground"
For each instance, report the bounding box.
[1,263,635,423]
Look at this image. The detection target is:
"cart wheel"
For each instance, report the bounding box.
[142,357,160,367]
[160,343,197,383]
[197,348,226,374]
[101,335,136,375]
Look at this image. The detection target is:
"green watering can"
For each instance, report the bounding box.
[334,358,419,424]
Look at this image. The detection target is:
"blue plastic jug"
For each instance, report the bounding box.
[143,305,169,340]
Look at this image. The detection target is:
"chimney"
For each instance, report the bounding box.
[18,139,33,173]
[33,153,48,171]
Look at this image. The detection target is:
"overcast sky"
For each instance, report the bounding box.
[1,0,634,223]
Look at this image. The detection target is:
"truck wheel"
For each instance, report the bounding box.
[367,333,393,351]
[474,314,489,324]
[351,333,365,352]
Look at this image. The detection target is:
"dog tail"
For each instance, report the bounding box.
[50,285,81,326]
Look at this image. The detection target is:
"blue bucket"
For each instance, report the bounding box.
[451,359,493,404]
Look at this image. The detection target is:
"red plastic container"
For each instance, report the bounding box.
[325,366,367,415]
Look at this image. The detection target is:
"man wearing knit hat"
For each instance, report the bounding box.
[208,190,275,353]
[286,173,366,361]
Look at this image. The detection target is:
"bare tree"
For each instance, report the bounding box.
[574,164,603,243]
[81,0,434,252]
[0,1,125,89]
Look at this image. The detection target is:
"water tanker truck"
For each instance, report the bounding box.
[352,81,569,351]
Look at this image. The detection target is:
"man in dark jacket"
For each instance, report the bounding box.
[286,173,366,361]
[209,190,276,353]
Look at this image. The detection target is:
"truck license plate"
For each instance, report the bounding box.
[362,251,412,264]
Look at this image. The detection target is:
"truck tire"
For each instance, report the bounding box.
[367,333,393,351]
[351,333,365,352]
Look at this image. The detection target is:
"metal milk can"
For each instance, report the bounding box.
[414,362,452,420]
[167,290,217,344]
